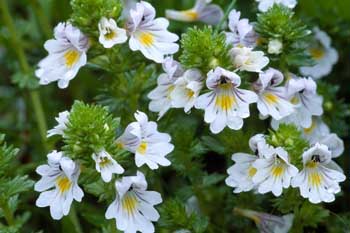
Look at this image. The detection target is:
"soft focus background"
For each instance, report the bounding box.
[0,0,349,232]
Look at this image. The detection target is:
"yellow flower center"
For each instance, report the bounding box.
[186,89,195,98]
[121,192,138,215]
[182,10,198,21]
[167,85,175,99]
[271,165,285,178]
[137,141,148,155]
[304,119,317,135]
[99,157,111,168]
[105,30,116,40]
[308,171,323,187]
[309,47,325,60]
[56,176,72,194]
[290,96,300,104]
[248,166,257,178]
[264,93,279,105]
[64,50,80,68]
[139,32,154,47]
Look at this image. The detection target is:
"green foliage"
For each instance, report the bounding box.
[62,101,121,163]
[0,134,34,232]
[11,70,39,90]
[255,4,313,68]
[266,124,309,169]
[180,26,232,73]
[70,0,123,38]
[158,199,208,233]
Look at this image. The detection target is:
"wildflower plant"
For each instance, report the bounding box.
[0,0,349,232]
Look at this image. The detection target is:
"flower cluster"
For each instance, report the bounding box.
[226,130,345,204]
[35,101,173,232]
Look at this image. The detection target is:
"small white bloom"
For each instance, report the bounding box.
[225,134,271,193]
[234,208,294,233]
[127,1,179,63]
[47,111,70,137]
[253,147,298,196]
[319,133,344,158]
[105,171,162,233]
[116,111,174,169]
[98,17,127,48]
[92,149,124,182]
[256,0,297,12]
[230,47,269,73]
[171,69,203,113]
[300,27,338,79]
[35,22,89,89]
[268,39,283,54]
[195,67,258,134]
[302,117,330,144]
[165,0,223,25]
[35,151,83,220]
[272,77,323,129]
[148,57,184,119]
[291,143,346,204]
[253,68,295,120]
[225,10,257,48]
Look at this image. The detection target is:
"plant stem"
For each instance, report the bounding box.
[0,0,49,151]
[68,205,83,233]
[215,0,237,32]
[0,200,15,226]
[28,0,52,39]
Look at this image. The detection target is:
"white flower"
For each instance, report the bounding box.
[225,10,257,48]
[47,111,70,137]
[116,111,174,169]
[230,47,269,73]
[165,0,223,25]
[320,133,344,158]
[171,69,203,113]
[256,0,297,12]
[127,1,179,63]
[253,68,295,120]
[35,151,83,220]
[35,22,89,89]
[92,149,124,182]
[300,27,338,79]
[234,208,294,233]
[195,67,258,134]
[291,143,346,204]
[267,39,283,54]
[105,171,162,233]
[302,117,330,144]
[272,77,323,129]
[225,134,270,193]
[253,147,298,196]
[148,57,184,119]
[98,17,127,48]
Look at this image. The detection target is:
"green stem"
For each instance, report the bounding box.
[28,0,52,39]
[215,0,237,32]
[0,0,49,151]
[0,200,15,226]
[68,205,83,233]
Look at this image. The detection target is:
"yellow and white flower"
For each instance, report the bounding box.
[195,67,258,134]
[92,149,124,182]
[225,10,257,48]
[291,143,346,204]
[105,171,162,233]
[230,47,269,73]
[98,17,127,48]
[35,151,83,220]
[116,111,174,170]
[171,69,204,113]
[272,77,323,129]
[47,110,70,137]
[253,68,295,120]
[252,147,298,196]
[126,1,179,63]
[234,208,294,233]
[225,134,270,193]
[165,0,223,25]
[35,22,89,89]
[148,57,184,119]
[302,117,330,144]
[300,27,338,79]
[256,0,297,12]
